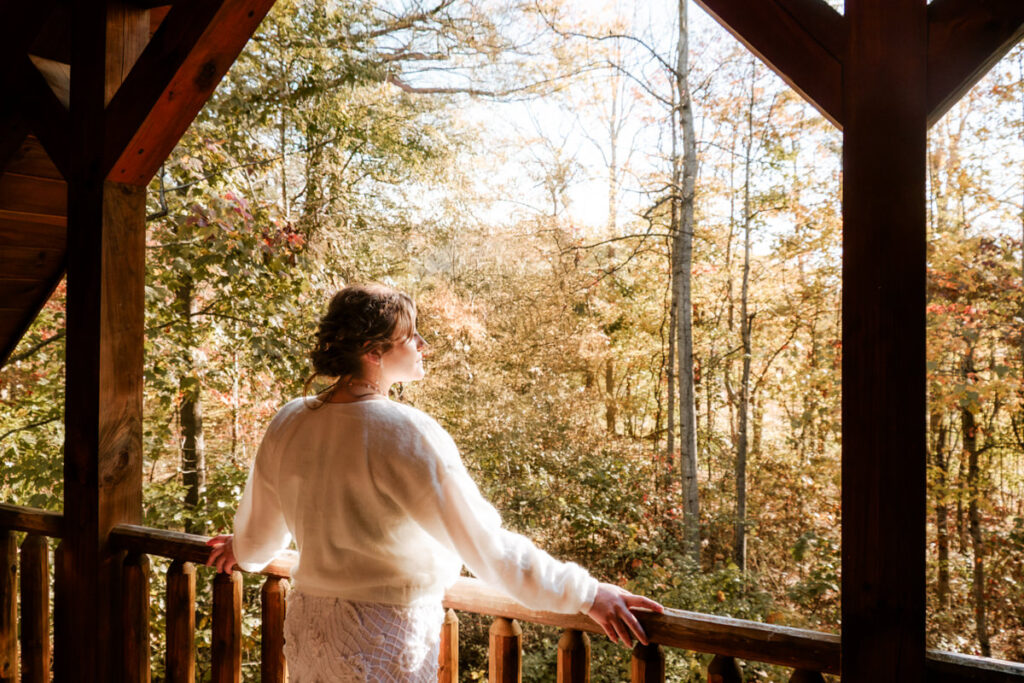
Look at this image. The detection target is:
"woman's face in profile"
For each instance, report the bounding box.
[380,330,426,383]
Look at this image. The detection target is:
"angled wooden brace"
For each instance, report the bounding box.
[15,56,71,179]
[928,0,1024,125]
[693,0,846,128]
[0,0,60,175]
[103,0,277,186]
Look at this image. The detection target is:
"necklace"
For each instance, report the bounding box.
[345,378,383,398]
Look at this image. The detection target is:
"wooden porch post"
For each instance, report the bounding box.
[842,1,927,680]
[62,3,148,681]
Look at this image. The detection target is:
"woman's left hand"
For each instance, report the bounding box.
[206,534,238,575]
[586,582,664,648]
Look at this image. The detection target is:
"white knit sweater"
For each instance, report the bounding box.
[232,396,598,614]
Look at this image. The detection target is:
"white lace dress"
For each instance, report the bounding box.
[283,591,445,682]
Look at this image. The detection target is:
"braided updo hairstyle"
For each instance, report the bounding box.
[305,284,417,399]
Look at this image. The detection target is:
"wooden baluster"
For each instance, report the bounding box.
[437,608,458,683]
[0,531,16,683]
[260,576,288,683]
[630,643,664,683]
[166,560,197,683]
[488,617,521,683]
[53,541,69,683]
[556,629,590,683]
[123,552,151,682]
[708,654,742,683]
[789,670,825,683]
[19,534,50,683]
[212,571,243,683]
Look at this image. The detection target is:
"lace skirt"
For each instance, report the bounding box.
[283,590,444,682]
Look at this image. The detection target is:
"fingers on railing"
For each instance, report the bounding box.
[631,642,665,682]
[212,571,243,683]
[260,576,288,683]
[557,629,590,683]
[489,616,522,683]
[789,669,826,682]
[438,608,459,683]
[123,552,152,682]
[20,534,50,683]
[1,531,17,682]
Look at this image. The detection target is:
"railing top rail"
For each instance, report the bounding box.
[1,513,1019,679]
[109,523,843,672]
[0,501,63,537]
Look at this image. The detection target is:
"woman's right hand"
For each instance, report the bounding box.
[205,534,238,575]
[586,582,664,648]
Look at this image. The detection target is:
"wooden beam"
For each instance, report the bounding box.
[62,2,149,680]
[693,0,845,128]
[842,1,927,681]
[928,0,1024,125]
[5,136,65,180]
[0,0,60,175]
[104,0,276,185]
[0,119,30,178]
[12,56,71,178]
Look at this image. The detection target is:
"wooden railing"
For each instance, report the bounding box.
[2,502,1024,682]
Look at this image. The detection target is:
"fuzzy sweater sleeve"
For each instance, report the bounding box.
[232,416,293,572]
[373,413,598,614]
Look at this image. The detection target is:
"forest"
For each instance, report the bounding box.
[1,0,1022,680]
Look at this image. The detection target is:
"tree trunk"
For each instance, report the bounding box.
[605,358,617,434]
[666,271,677,466]
[961,353,989,656]
[176,277,205,534]
[674,0,700,567]
[930,409,950,608]
[733,61,755,571]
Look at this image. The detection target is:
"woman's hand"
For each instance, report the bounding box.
[586,582,664,648]
[206,534,238,575]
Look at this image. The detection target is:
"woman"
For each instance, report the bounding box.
[206,284,662,681]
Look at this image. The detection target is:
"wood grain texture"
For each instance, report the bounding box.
[557,629,589,683]
[926,651,1024,681]
[5,136,63,181]
[693,0,844,127]
[62,2,148,653]
[0,246,64,279]
[0,172,67,218]
[16,55,70,178]
[18,534,50,683]
[0,216,66,248]
[928,0,1024,125]
[110,524,297,577]
[438,608,459,683]
[0,120,29,180]
[630,643,664,683]
[0,504,63,537]
[104,0,278,185]
[165,560,197,683]
[708,654,742,683]
[0,532,16,683]
[489,617,522,683]
[212,570,243,683]
[123,552,152,683]
[842,1,928,681]
[260,576,288,683]
[52,541,68,683]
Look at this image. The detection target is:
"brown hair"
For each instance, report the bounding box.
[304,284,416,400]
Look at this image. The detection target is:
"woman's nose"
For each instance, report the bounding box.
[415,333,426,350]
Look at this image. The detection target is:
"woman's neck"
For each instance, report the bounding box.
[326,377,388,403]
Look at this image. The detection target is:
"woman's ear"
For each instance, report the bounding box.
[365,349,382,365]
